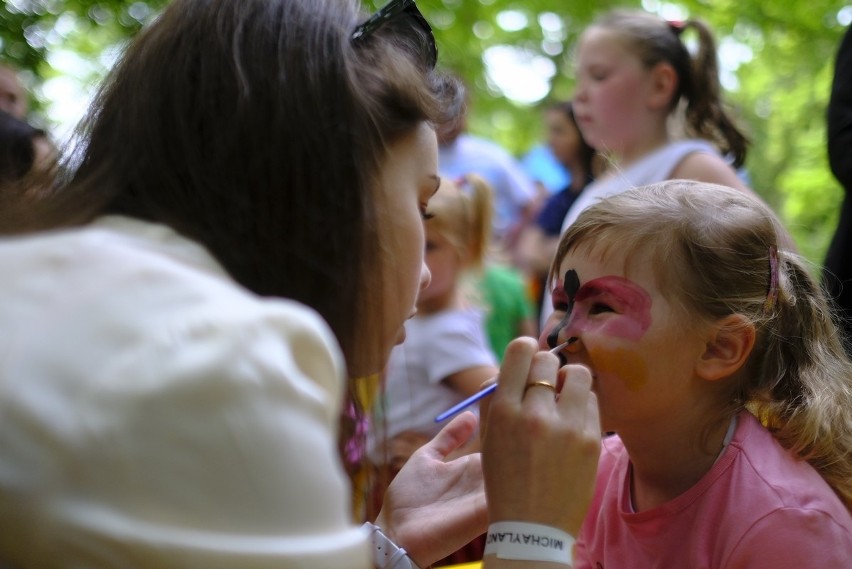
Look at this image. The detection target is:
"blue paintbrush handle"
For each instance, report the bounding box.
[434,339,573,422]
[434,382,497,423]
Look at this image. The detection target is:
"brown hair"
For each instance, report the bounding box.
[591,9,749,168]
[0,0,462,375]
[552,180,852,510]
[547,100,596,182]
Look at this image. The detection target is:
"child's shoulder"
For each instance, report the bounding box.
[729,412,850,520]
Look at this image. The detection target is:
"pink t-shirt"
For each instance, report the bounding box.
[575,411,852,568]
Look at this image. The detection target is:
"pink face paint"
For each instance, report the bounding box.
[545,271,654,391]
[547,273,652,342]
[571,276,652,341]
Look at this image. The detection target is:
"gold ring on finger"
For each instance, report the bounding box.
[524,380,557,396]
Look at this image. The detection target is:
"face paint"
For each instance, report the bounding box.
[547,269,580,349]
[548,272,652,344]
[587,345,649,390]
[572,276,652,341]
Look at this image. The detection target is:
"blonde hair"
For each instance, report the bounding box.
[427,173,493,272]
[553,180,852,510]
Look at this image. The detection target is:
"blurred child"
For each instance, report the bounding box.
[543,180,852,567]
[479,259,537,361]
[541,8,761,326]
[371,174,499,472]
[563,8,752,231]
[369,174,500,565]
[517,100,595,314]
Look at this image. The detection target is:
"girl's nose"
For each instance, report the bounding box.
[574,79,588,102]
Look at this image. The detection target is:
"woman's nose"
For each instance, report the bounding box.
[419,262,431,291]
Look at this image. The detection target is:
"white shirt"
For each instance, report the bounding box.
[0,216,369,568]
[560,139,717,232]
[370,309,496,463]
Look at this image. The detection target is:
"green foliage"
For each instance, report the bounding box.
[2,0,848,267]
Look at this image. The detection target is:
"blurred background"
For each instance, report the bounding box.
[2,0,849,266]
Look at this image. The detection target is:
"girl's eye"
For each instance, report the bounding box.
[589,302,615,315]
[420,206,435,220]
[552,301,569,312]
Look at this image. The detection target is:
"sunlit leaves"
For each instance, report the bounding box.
[1,0,848,265]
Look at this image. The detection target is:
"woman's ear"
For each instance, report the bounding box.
[647,62,678,111]
[695,314,756,381]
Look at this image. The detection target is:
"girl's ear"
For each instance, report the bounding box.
[695,314,756,382]
[647,62,678,111]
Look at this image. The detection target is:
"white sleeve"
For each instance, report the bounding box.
[0,301,370,569]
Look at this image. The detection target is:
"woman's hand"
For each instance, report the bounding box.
[384,431,431,472]
[481,337,601,537]
[377,411,487,567]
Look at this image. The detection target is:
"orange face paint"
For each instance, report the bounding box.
[588,344,648,390]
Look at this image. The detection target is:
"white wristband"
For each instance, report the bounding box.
[363,522,420,569]
[484,521,574,566]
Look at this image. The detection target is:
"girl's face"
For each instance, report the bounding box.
[545,109,583,169]
[540,246,707,433]
[572,27,657,155]
[375,122,440,362]
[416,224,461,311]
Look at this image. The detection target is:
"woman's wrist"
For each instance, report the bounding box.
[484,521,574,566]
[363,522,421,569]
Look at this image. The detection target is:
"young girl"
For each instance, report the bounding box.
[373,174,498,473]
[563,8,751,231]
[543,180,852,566]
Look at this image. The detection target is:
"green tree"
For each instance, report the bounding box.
[2,0,848,266]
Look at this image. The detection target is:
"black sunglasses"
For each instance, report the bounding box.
[351,0,437,69]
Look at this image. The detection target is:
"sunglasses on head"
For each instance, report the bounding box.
[351,0,437,69]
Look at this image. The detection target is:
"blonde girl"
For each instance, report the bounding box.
[544,180,852,567]
[374,173,498,472]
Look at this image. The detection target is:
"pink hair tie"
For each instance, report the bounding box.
[764,246,779,313]
[668,20,686,35]
[454,175,473,194]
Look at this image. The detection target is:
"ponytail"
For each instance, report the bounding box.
[748,249,852,510]
[428,173,494,272]
[677,19,749,168]
[594,10,750,168]
[457,173,493,271]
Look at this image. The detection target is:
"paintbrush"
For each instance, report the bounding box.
[434,339,574,423]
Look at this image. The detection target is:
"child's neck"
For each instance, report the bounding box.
[621,408,735,512]
[613,128,670,170]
